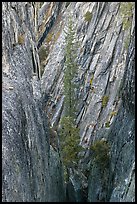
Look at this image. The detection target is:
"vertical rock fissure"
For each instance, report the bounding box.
[2,2,135,202]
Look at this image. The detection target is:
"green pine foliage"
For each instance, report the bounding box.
[120,2,134,31]
[63,17,78,121]
[59,18,82,173]
[84,11,92,22]
[38,45,49,62]
[102,95,109,108]
[60,116,82,168]
[90,139,110,171]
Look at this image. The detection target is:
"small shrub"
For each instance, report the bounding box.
[120,2,134,30]
[90,74,94,86]
[90,139,110,170]
[123,19,132,31]
[105,121,110,128]
[59,116,83,168]
[46,32,53,44]
[18,34,25,45]
[102,95,109,108]
[38,45,49,63]
[110,111,117,117]
[84,11,92,22]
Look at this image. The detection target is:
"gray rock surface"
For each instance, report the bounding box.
[66,168,87,202]
[88,31,135,201]
[40,2,135,202]
[2,2,65,202]
[2,2,135,202]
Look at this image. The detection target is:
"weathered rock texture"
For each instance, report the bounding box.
[39,2,135,202]
[2,2,135,202]
[2,2,65,202]
[88,28,135,202]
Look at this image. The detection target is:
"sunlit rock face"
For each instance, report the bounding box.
[2,2,135,202]
[88,28,135,202]
[40,2,135,202]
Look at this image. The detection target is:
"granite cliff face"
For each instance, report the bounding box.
[2,2,135,202]
[2,2,65,202]
[39,2,135,202]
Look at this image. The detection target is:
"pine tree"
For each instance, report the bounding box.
[60,116,82,167]
[59,17,83,178]
[63,17,78,121]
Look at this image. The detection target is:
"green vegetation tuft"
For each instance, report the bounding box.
[46,32,53,44]
[90,74,94,86]
[63,17,79,120]
[84,11,92,22]
[102,95,109,108]
[105,121,110,128]
[60,116,83,168]
[120,2,134,30]
[38,45,50,76]
[90,139,110,170]
[38,45,49,63]
[110,111,117,117]
[18,34,25,45]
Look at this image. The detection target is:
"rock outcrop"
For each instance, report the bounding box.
[2,2,135,202]
[39,2,135,202]
[87,27,135,202]
[2,2,65,202]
